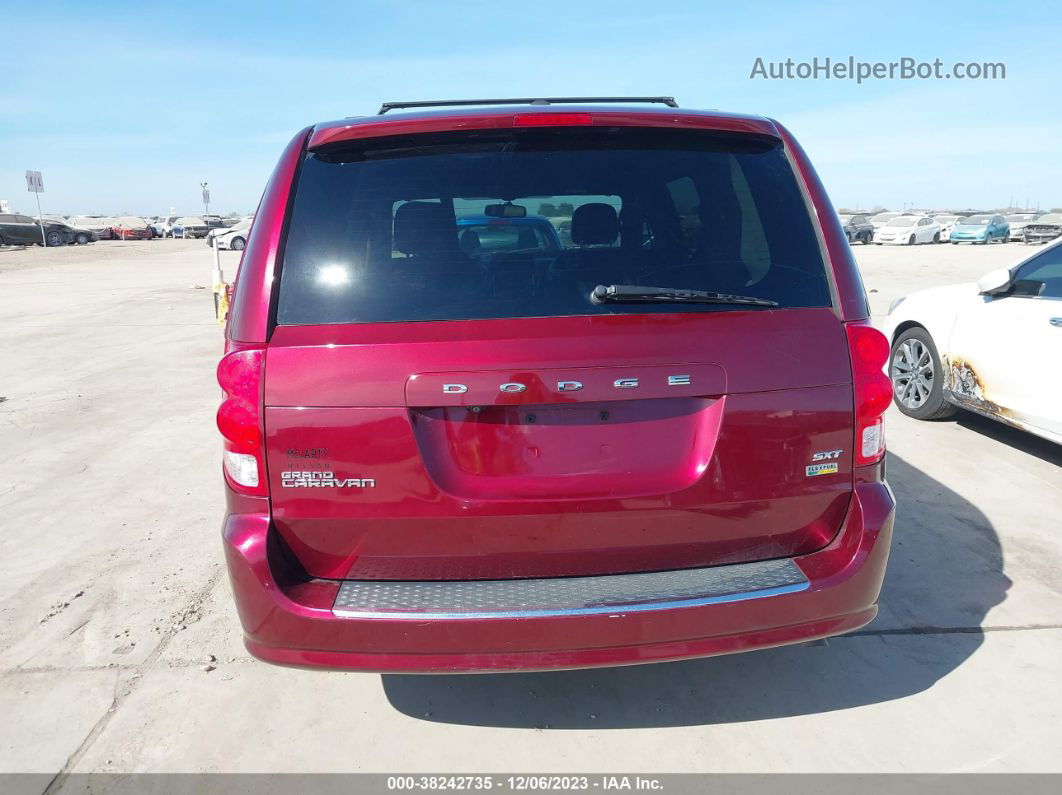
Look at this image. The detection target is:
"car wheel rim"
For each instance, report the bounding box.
[891,339,934,409]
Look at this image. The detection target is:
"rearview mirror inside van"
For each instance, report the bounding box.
[484,203,527,218]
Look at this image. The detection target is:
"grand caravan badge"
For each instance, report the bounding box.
[281,471,376,488]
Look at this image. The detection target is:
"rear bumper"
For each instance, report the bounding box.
[223,478,894,673]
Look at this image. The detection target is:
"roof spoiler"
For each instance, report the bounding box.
[377,97,679,115]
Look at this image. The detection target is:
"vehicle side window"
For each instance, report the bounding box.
[0,214,13,223]
[1013,246,1062,299]
[15,215,35,224]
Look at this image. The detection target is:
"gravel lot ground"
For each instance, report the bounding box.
[1,238,1060,782]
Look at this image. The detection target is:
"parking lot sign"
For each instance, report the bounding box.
[24,170,48,246]
[25,170,44,193]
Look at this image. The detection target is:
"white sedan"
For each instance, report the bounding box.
[879,238,1062,444]
[873,214,941,245]
[209,222,251,251]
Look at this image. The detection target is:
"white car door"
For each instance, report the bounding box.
[946,243,1062,437]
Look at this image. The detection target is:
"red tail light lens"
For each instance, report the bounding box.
[846,322,891,466]
[217,349,262,402]
[216,347,267,495]
[216,398,260,447]
[513,113,593,127]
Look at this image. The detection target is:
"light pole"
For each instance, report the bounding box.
[200,181,210,216]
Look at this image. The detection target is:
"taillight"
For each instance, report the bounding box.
[513,112,593,127]
[845,321,891,466]
[216,347,267,495]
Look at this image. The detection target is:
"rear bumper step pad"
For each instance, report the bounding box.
[332,558,809,620]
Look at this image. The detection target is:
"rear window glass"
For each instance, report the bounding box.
[277,127,830,325]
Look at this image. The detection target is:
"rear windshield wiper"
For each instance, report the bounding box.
[590,284,779,307]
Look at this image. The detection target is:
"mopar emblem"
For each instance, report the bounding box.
[499,382,527,393]
[614,378,639,388]
[556,380,583,392]
[442,384,468,394]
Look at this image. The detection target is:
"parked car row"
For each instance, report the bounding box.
[840,210,1062,246]
[0,213,99,246]
[0,212,251,247]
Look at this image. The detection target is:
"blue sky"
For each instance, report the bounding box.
[3,0,1060,216]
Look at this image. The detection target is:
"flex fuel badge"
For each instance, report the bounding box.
[806,463,839,476]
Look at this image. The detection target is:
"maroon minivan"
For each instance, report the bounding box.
[218,97,895,672]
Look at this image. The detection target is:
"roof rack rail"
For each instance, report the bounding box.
[377,96,679,115]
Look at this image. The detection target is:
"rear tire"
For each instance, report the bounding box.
[46,230,63,247]
[231,236,245,251]
[932,232,940,244]
[76,233,88,245]
[890,327,956,420]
